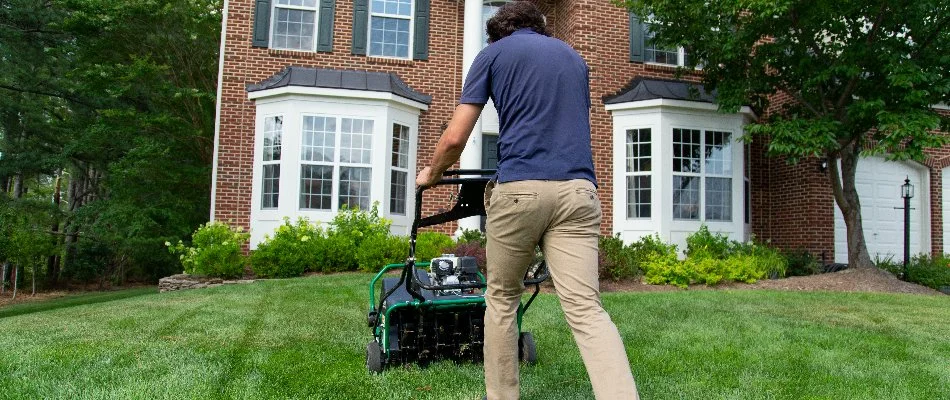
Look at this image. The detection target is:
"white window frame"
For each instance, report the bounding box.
[671,128,733,222]
[625,127,652,220]
[390,124,410,215]
[248,89,427,248]
[298,115,375,212]
[270,0,320,51]
[261,115,284,209]
[368,0,415,59]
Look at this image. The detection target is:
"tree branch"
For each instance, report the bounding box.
[834,4,887,119]
[0,84,94,108]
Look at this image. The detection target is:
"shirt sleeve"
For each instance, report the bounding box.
[459,50,492,105]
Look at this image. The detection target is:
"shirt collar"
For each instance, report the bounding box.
[511,28,537,36]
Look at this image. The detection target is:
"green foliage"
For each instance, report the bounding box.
[415,232,455,261]
[874,254,902,277]
[167,222,248,279]
[457,229,487,246]
[312,233,358,273]
[685,225,732,259]
[251,218,323,278]
[784,248,822,277]
[356,234,409,272]
[904,254,950,290]
[330,203,392,247]
[599,234,678,281]
[642,230,787,288]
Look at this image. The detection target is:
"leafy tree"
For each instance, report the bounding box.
[0,0,222,285]
[620,0,949,268]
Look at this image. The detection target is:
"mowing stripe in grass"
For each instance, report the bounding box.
[0,287,155,319]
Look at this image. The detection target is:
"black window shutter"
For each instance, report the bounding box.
[252,0,272,47]
[351,0,369,55]
[412,0,430,60]
[317,0,335,52]
[629,13,644,62]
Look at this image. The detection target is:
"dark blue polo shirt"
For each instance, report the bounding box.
[459,29,597,186]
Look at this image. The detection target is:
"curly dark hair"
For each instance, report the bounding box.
[486,1,550,44]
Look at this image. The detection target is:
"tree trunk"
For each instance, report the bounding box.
[13,173,24,199]
[827,146,875,269]
[47,172,63,287]
[31,262,36,296]
[1,261,7,294]
[11,265,18,300]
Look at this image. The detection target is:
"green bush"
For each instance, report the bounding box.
[356,234,409,272]
[905,254,950,290]
[313,232,358,272]
[167,222,249,279]
[330,203,391,248]
[251,218,323,278]
[642,232,787,288]
[415,231,455,261]
[457,229,486,246]
[784,248,821,276]
[598,234,678,281]
[685,225,732,259]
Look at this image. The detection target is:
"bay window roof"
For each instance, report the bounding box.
[247,66,432,105]
[603,77,717,105]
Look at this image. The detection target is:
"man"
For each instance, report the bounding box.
[415,2,639,399]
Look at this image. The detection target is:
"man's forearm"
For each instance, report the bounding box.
[426,103,484,176]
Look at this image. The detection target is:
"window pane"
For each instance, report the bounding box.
[300,165,333,210]
[644,27,679,65]
[371,0,411,16]
[369,16,410,58]
[341,118,373,164]
[626,175,651,219]
[263,116,283,161]
[339,167,372,210]
[391,124,409,168]
[704,130,732,175]
[672,128,701,173]
[390,170,407,215]
[262,165,280,209]
[625,128,651,173]
[705,177,732,221]
[673,175,700,220]
[272,8,315,50]
[302,116,336,162]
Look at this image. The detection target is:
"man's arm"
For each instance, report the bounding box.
[415,103,484,187]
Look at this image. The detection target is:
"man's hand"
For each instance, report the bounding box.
[415,166,439,188]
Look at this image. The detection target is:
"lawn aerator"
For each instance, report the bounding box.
[366,169,549,373]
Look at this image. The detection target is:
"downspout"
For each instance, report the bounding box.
[209,0,231,222]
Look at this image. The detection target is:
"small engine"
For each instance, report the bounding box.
[429,254,480,296]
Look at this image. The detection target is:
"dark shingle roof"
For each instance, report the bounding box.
[603,77,716,105]
[247,66,432,105]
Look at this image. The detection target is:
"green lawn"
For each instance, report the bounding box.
[0,274,947,400]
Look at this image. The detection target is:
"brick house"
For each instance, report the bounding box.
[211,0,950,263]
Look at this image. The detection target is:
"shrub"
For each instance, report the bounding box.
[330,203,391,248]
[168,222,249,279]
[314,232,358,272]
[356,234,409,272]
[905,254,950,290]
[457,229,487,246]
[784,248,821,276]
[685,225,732,259]
[251,218,323,278]
[445,240,488,275]
[643,251,692,288]
[641,234,787,287]
[599,234,677,281]
[415,231,455,261]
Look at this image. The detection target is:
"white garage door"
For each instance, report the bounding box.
[834,157,927,263]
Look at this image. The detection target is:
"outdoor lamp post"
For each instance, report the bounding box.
[901,177,914,279]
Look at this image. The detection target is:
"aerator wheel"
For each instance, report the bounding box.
[519,332,537,365]
[366,340,384,373]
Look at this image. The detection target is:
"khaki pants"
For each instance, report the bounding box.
[483,179,639,400]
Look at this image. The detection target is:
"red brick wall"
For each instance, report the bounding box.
[213,0,692,237]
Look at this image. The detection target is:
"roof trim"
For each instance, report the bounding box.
[247,66,432,106]
[603,77,717,105]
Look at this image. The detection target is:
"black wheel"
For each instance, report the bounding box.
[519,332,537,365]
[366,340,384,373]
